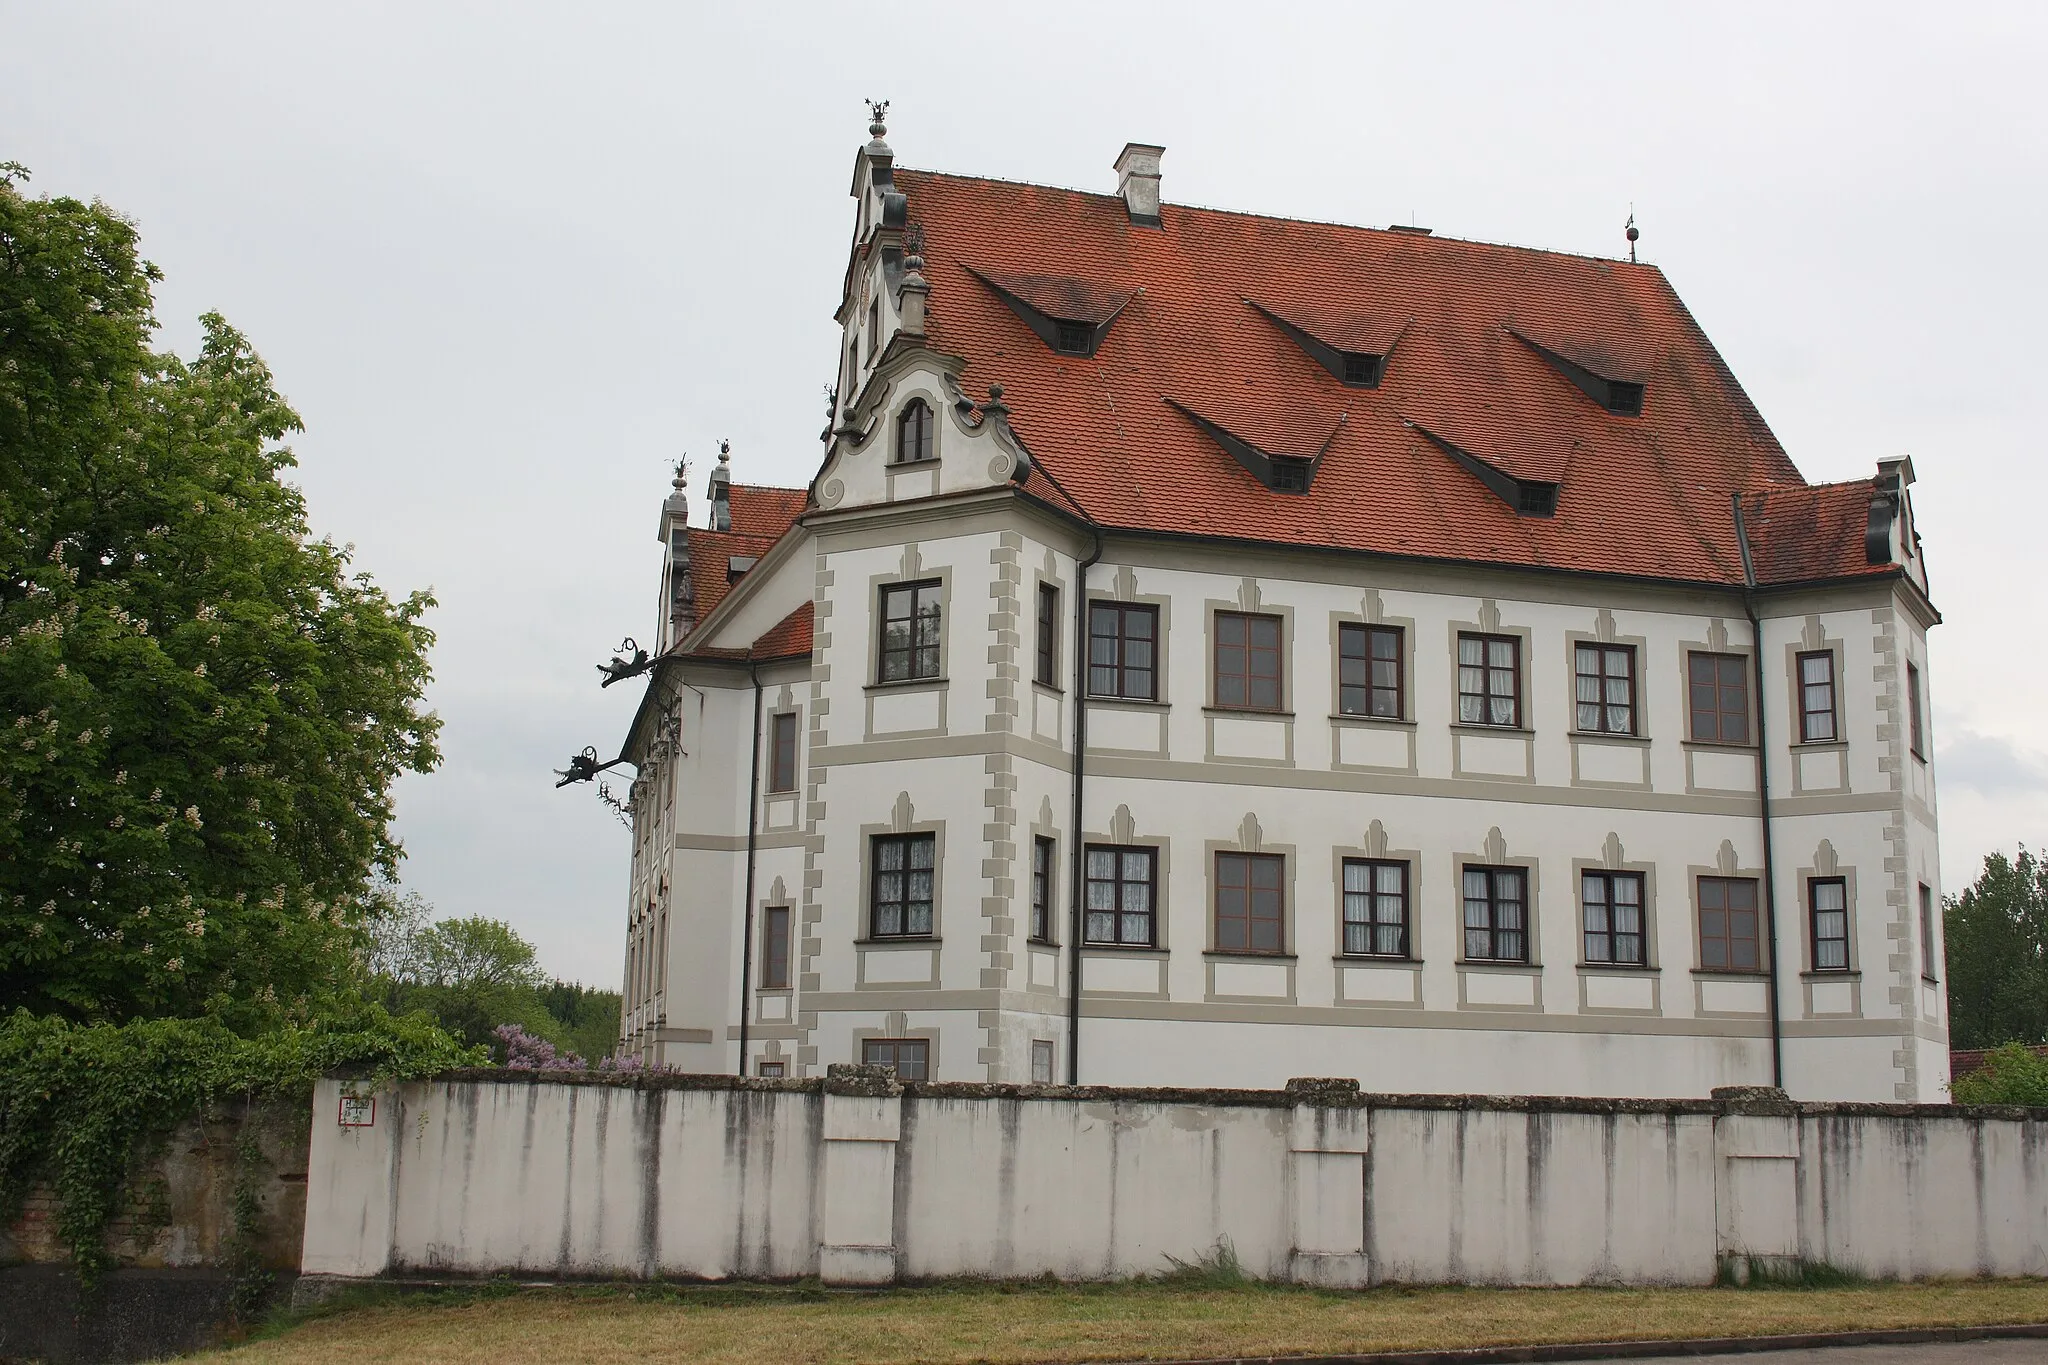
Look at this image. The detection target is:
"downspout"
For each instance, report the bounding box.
[1065,529,1105,1084]
[1731,495,1786,1092]
[736,663,764,1077]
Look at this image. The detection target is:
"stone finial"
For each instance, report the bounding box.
[866,99,890,141]
[898,221,929,337]
[979,383,1010,423]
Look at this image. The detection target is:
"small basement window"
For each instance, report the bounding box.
[1342,353,1382,387]
[1054,320,1093,355]
[1606,381,1645,416]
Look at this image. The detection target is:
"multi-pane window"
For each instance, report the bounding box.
[760,906,791,990]
[1462,866,1528,962]
[769,712,799,793]
[1338,624,1403,719]
[1698,876,1762,972]
[1213,612,1283,711]
[1688,652,1750,745]
[1457,633,1521,727]
[1031,1039,1055,1084]
[1920,884,1938,981]
[1088,602,1158,700]
[1035,583,1058,687]
[896,398,934,464]
[1030,836,1055,943]
[1084,845,1156,946]
[878,581,942,682]
[1214,852,1285,953]
[1581,871,1645,966]
[1908,662,1926,758]
[1809,878,1849,972]
[757,1060,787,1078]
[862,1037,928,1080]
[869,833,935,937]
[1575,644,1636,735]
[1341,859,1409,957]
[1798,651,1837,743]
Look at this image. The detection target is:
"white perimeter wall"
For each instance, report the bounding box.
[303,1074,2048,1287]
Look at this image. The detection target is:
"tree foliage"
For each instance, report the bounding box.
[1944,847,2048,1050]
[1949,1042,2048,1107]
[0,167,441,1024]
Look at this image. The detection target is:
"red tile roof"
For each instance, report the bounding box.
[895,169,1886,590]
[1741,480,1890,586]
[727,484,810,538]
[682,527,780,641]
[752,602,814,661]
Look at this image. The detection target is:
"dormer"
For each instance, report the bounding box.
[1509,326,1648,417]
[1245,299,1406,390]
[963,264,1134,360]
[1408,420,1562,519]
[1166,398,1340,495]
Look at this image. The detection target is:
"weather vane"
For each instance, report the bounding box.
[866,99,890,139]
[1625,209,1639,264]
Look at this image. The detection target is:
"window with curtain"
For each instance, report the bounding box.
[1030,836,1055,943]
[1810,878,1849,972]
[1581,871,1645,965]
[1338,624,1403,719]
[1341,859,1409,957]
[1462,866,1527,961]
[1088,602,1158,700]
[869,833,935,937]
[1574,644,1636,734]
[1798,651,1837,742]
[1457,633,1520,727]
[1084,845,1156,946]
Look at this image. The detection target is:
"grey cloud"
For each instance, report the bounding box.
[1936,730,2048,797]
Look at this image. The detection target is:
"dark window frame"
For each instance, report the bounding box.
[1088,601,1160,701]
[1919,883,1938,982]
[760,905,791,990]
[1797,650,1838,744]
[1687,650,1751,745]
[1214,850,1287,955]
[861,1037,928,1080]
[868,832,936,939]
[757,1060,787,1078]
[768,712,799,794]
[1083,843,1158,947]
[1340,857,1410,958]
[1461,865,1529,963]
[1581,870,1646,966]
[1809,876,1850,973]
[1030,835,1056,944]
[1035,582,1058,688]
[1457,632,1523,728]
[1574,642,1638,736]
[1907,661,1926,759]
[1212,610,1284,712]
[1698,875,1763,973]
[1338,623,1404,720]
[878,579,943,683]
[1053,319,1093,355]
[895,397,934,465]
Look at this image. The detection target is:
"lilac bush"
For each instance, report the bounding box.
[492,1023,656,1072]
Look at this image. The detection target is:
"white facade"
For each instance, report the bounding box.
[614,135,1946,1104]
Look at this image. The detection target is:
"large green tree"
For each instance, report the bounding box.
[1945,847,2048,1050]
[0,166,441,1025]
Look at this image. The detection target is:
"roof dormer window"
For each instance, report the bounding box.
[894,398,935,465]
[1605,381,1644,417]
[1055,319,1093,355]
[1245,299,1398,390]
[1517,483,1559,517]
[1270,459,1310,492]
[1342,353,1381,387]
[1509,328,1647,418]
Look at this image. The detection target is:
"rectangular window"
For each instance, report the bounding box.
[1457,633,1521,727]
[757,1060,786,1078]
[878,581,942,682]
[1574,643,1636,735]
[1699,876,1762,972]
[1338,624,1404,719]
[1687,651,1750,745]
[760,905,791,989]
[1908,662,1926,759]
[1213,612,1283,711]
[1341,858,1409,957]
[1920,883,1938,981]
[1582,871,1645,966]
[1462,866,1528,962]
[1030,836,1055,943]
[869,833,935,938]
[1798,651,1837,743]
[1214,851,1285,953]
[1088,602,1159,701]
[861,1037,928,1080]
[1809,877,1849,972]
[1035,583,1059,687]
[1084,844,1156,946]
[1031,1039,1055,1084]
[769,712,798,793]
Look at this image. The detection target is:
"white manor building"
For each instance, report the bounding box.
[614,115,1945,1102]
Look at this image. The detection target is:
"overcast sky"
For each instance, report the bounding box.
[5,2,2045,986]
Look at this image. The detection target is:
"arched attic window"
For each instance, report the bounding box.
[895,398,935,465]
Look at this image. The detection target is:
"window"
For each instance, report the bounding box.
[1030,836,1055,943]
[1339,624,1404,719]
[1031,1039,1055,1084]
[1270,459,1309,492]
[1457,633,1521,727]
[1462,866,1528,962]
[1088,602,1158,700]
[1054,319,1092,355]
[1809,878,1849,972]
[1698,876,1762,972]
[1341,352,1380,386]
[1213,612,1283,711]
[1084,845,1156,946]
[1688,652,1750,745]
[878,581,942,682]
[1606,381,1645,416]
[866,300,881,364]
[1341,859,1409,957]
[1581,871,1645,966]
[1798,651,1837,743]
[1516,483,1559,516]
[869,833,935,937]
[769,713,799,793]
[1035,583,1058,687]
[1215,852,1285,953]
[862,1037,928,1080]
[760,906,791,989]
[1908,662,1926,759]
[895,398,934,464]
[1574,644,1636,735]
[757,1060,787,1078]
[1920,883,1938,982]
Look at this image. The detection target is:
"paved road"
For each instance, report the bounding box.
[1562,1341,2042,1365]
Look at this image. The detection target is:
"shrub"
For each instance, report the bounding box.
[1950,1041,2048,1106]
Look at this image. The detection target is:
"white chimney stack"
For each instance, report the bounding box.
[1114,142,1164,227]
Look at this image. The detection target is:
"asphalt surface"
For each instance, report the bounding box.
[1563,1341,2044,1364]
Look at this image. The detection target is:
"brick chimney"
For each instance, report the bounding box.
[1114,143,1164,227]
